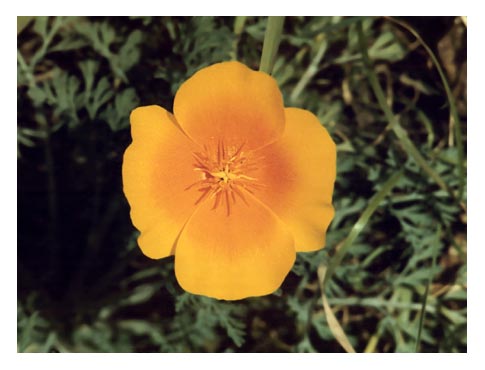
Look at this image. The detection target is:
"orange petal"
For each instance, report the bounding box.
[122,105,202,259]
[175,193,295,300]
[173,61,285,150]
[254,108,336,252]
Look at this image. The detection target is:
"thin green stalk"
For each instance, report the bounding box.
[231,16,247,60]
[290,36,328,103]
[357,23,455,201]
[318,265,356,353]
[386,17,465,201]
[259,16,285,75]
[328,297,437,314]
[415,283,430,351]
[234,16,247,35]
[415,226,440,352]
[323,169,404,291]
[319,170,403,353]
[364,334,379,353]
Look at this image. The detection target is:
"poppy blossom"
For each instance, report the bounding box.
[122,61,336,300]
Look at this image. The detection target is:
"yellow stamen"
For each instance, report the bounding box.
[187,140,262,214]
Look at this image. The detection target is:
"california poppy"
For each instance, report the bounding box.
[122,61,336,300]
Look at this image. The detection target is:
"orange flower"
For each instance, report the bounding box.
[122,61,336,300]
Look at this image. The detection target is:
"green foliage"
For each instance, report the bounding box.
[74,20,142,82]
[156,16,236,93]
[18,16,466,352]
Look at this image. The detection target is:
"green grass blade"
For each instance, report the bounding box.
[231,16,247,61]
[356,22,455,201]
[234,16,247,35]
[18,311,39,352]
[387,17,465,201]
[320,169,403,352]
[415,226,441,352]
[40,332,57,353]
[290,36,328,104]
[414,277,430,351]
[322,169,404,290]
[259,16,285,75]
[318,265,356,353]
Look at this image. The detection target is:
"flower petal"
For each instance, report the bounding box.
[122,105,202,259]
[173,61,285,150]
[254,108,336,252]
[174,193,295,300]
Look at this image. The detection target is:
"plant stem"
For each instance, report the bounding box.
[231,16,247,61]
[415,226,441,352]
[290,36,328,104]
[234,16,247,35]
[259,16,285,75]
[323,169,403,289]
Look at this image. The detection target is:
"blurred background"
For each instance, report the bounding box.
[17,16,467,352]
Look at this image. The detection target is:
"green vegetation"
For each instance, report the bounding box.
[18,16,467,352]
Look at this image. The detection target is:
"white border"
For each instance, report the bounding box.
[6,4,481,368]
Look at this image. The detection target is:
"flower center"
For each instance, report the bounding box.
[186,140,263,215]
